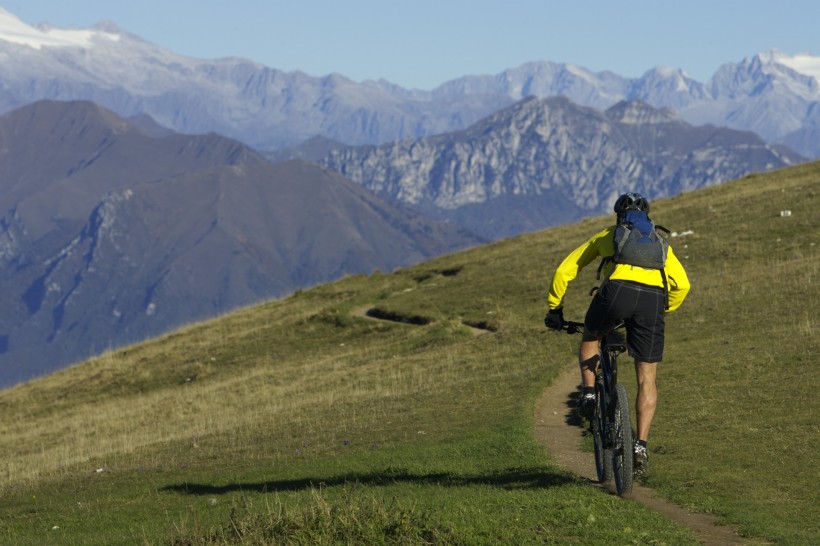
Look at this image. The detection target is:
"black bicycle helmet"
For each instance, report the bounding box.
[614,192,650,216]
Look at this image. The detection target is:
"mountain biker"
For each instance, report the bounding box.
[544,192,690,476]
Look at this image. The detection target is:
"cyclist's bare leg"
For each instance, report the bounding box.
[579,334,601,388]
[634,360,658,441]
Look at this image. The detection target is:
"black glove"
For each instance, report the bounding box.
[544,308,564,330]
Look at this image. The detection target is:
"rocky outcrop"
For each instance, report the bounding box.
[321,97,804,239]
[0,101,482,387]
[1,9,818,156]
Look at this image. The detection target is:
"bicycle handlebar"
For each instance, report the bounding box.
[560,321,585,335]
[557,320,626,336]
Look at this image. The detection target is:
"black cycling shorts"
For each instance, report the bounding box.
[584,280,666,363]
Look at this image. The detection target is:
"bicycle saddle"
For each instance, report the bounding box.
[605,330,627,353]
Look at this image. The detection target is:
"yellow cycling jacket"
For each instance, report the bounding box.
[548,226,691,313]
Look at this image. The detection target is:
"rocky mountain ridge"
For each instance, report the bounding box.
[319,97,804,239]
[0,100,481,387]
[0,8,818,156]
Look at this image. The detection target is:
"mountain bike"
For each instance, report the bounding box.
[562,320,634,496]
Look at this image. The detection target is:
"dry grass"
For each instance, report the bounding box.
[0,161,818,544]
[0,284,496,486]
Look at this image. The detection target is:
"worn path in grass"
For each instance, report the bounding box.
[534,363,752,546]
[354,306,749,544]
[352,305,491,336]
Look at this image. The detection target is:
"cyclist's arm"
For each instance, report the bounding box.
[664,245,691,313]
[548,228,611,310]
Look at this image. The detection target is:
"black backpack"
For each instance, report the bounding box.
[598,210,671,308]
[613,210,669,269]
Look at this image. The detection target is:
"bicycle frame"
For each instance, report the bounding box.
[561,320,633,496]
[598,327,626,446]
[560,320,625,401]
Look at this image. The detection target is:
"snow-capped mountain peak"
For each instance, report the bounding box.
[0,7,816,157]
[0,7,119,49]
[760,49,820,83]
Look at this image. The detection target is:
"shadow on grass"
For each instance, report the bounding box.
[162,466,577,496]
[564,387,585,429]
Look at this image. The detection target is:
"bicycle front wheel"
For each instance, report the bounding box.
[612,383,634,496]
[592,380,612,483]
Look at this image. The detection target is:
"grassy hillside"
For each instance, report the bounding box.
[1,161,818,544]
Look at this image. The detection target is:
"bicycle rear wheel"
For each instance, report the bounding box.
[612,383,634,496]
[592,380,612,483]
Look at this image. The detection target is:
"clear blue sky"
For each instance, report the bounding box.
[5,0,819,90]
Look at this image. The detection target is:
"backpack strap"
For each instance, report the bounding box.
[660,269,670,310]
[596,257,611,281]
[655,225,670,310]
[590,257,609,299]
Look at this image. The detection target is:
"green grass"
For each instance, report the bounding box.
[0,161,818,544]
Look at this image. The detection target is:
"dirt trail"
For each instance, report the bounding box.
[352,305,490,336]
[534,363,751,545]
[354,305,748,543]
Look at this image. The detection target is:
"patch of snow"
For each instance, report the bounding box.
[564,64,596,84]
[0,7,120,50]
[661,67,690,92]
[762,49,820,83]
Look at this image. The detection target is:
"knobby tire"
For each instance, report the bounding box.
[612,383,634,496]
[592,379,612,483]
